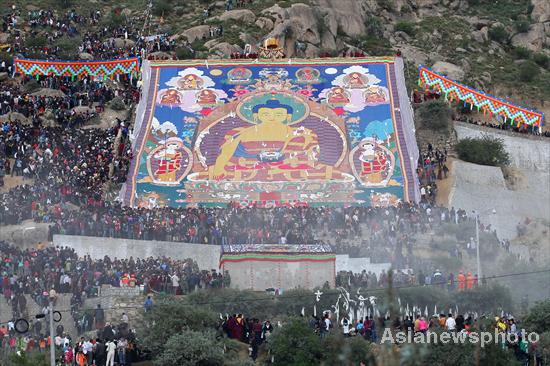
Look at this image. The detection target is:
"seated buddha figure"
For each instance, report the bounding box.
[209,99,334,181]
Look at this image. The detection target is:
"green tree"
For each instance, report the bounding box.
[522,299,550,334]
[456,135,510,166]
[153,0,171,17]
[269,318,325,366]
[415,99,453,131]
[8,352,49,366]
[450,284,513,314]
[139,298,219,357]
[409,341,520,366]
[153,330,224,366]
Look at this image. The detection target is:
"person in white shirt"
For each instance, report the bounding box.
[445,314,456,331]
[341,317,350,336]
[55,335,63,347]
[170,274,179,294]
[106,340,116,366]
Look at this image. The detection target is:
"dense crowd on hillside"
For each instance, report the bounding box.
[0,75,139,127]
[2,6,175,61]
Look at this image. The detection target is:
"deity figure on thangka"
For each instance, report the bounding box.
[193,95,349,182]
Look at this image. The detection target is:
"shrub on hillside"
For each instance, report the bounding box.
[533,53,549,69]
[56,36,81,59]
[175,47,194,60]
[456,135,510,166]
[488,25,508,43]
[25,35,47,49]
[364,16,384,38]
[513,46,531,60]
[415,99,453,131]
[153,0,171,17]
[395,21,415,36]
[518,60,540,81]
[514,20,530,33]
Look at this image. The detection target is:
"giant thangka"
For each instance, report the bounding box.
[122,57,420,208]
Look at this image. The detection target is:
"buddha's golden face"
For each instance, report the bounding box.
[255,107,290,124]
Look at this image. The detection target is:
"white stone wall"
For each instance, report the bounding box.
[53,235,221,270]
[450,124,550,240]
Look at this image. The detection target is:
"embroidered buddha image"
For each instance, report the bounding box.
[206,99,340,181]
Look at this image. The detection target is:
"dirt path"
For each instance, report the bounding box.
[436,157,455,207]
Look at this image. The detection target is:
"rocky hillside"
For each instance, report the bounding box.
[1,0,549,107]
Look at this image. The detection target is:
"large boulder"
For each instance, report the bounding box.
[416,0,440,7]
[181,25,211,43]
[255,17,274,30]
[262,3,322,56]
[315,0,365,37]
[320,32,337,51]
[531,0,549,23]
[0,33,9,43]
[107,38,135,49]
[511,23,549,52]
[305,43,320,58]
[261,4,287,22]
[79,52,94,60]
[31,88,66,98]
[219,9,256,23]
[0,72,7,82]
[211,42,242,57]
[287,4,321,44]
[470,26,489,43]
[431,61,465,80]
[0,112,31,124]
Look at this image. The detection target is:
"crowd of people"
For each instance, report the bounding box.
[336,268,480,292]
[0,240,226,314]
[456,114,549,138]
[0,319,143,366]
[221,314,274,361]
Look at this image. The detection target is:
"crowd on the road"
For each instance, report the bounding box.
[456,114,549,138]
[336,268,480,291]
[417,142,448,206]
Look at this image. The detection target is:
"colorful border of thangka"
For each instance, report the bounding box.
[14,57,139,78]
[222,244,334,254]
[219,253,337,266]
[121,57,420,208]
[418,66,544,127]
[220,244,336,266]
